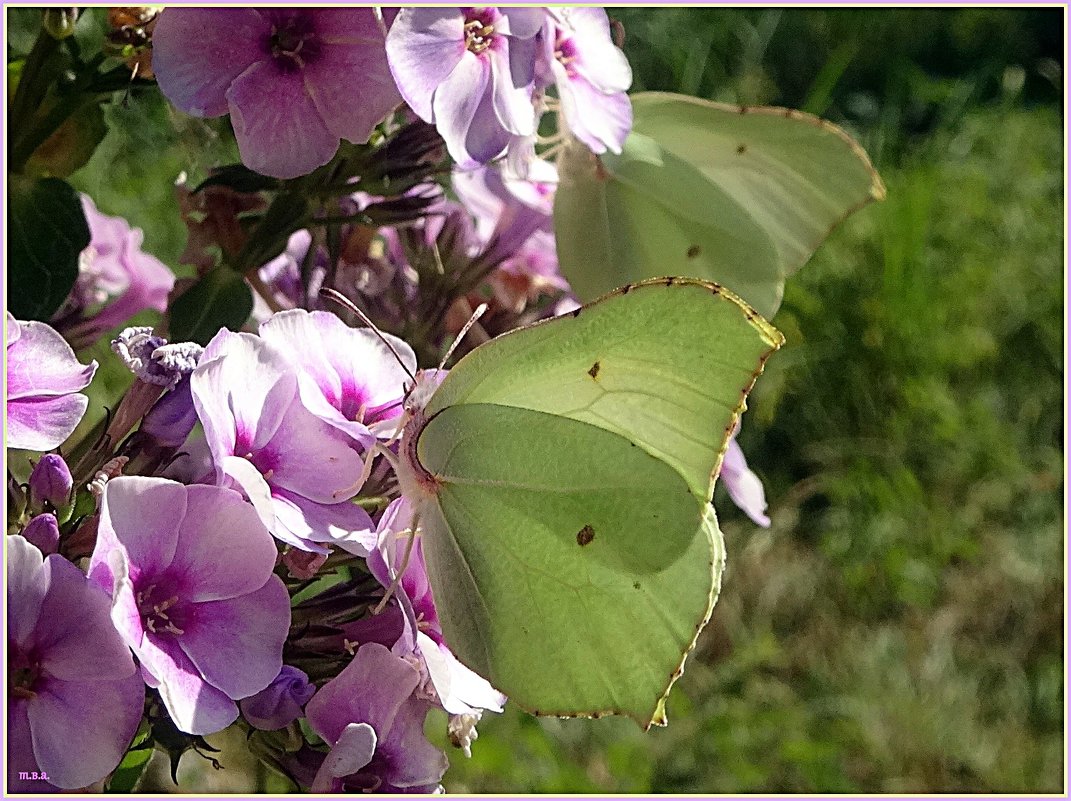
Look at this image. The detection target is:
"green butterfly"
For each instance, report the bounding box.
[396,277,782,728]
[555,92,886,320]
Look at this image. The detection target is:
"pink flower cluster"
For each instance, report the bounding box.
[151,6,633,178]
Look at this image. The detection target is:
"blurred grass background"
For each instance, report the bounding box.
[14,6,1064,794]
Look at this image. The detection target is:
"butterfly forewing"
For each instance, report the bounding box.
[425,278,782,501]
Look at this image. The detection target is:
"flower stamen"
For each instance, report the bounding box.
[464,18,494,54]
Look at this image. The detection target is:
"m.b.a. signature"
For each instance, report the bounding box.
[17,771,50,781]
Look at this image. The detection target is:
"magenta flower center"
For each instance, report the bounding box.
[463,9,497,55]
[554,28,580,78]
[268,14,321,72]
[137,581,187,637]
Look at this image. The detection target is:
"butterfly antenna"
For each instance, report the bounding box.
[372,526,417,615]
[439,302,488,371]
[321,287,416,383]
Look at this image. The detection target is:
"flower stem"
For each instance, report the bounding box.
[9,20,61,149]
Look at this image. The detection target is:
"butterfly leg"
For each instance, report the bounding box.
[372,521,418,615]
[331,417,407,501]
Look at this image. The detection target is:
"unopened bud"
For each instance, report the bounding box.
[240,666,316,731]
[23,513,60,555]
[28,454,73,510]
[139,375,197,448]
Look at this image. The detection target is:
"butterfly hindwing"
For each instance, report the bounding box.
[416,402,722,727]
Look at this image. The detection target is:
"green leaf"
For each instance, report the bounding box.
[106,745,152,793]
[168,267,253,345]
[26,99,107,178]
[554,91,886,319]
[400,278,783,728]
[7,175,90,320]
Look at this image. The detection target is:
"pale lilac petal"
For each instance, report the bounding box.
[557,69,632,155]
[28,672,144,789]
[220,455,284,537]
[499,8,547,39]
[7,535,47,646]
[271,489,376,556]
[7,700,55,793]
[192,330,297,460]
[93,477,187,586]
[303,12,400,143]
[378,698,449,789]
[6,394,89,453]
[259,309,414,443]
[151,8,268,117]
[489,47,535,136]
[33,555,136,682]
[139,633,238,735]
[306,642,420,744]
[6,319,97,400]
[467,80,512,165]
[227,59,339,179]
[385,8,466,121]
[179,577,289,701]
[169,484,278,602]
[109,568,146,651]
[263,402,364,503]
[566,8,632,93]
[721,438,772,527]
[326,723,378,776]
[433,52,496,165]
[86,251,175,335]
[418,631,506,715]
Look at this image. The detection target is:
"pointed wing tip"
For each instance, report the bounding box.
[870,174,889,202]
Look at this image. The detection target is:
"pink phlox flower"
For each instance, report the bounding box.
[452,159,570,296]
[8,535,145,791]
[251,230,319,323]
[6,313,98,452]
[88,477,291,735]
[153,8,401,179]
[305,642,448,793]
[191,328,376,555]
[258,309,417,447]
[540,8,632,155]
[54,195,174,350]
[386,7,546,166]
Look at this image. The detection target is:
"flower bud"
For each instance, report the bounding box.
[23,513,60,555]
[240,666,316,731]
[29,454,73,510]
[139,375,197,448]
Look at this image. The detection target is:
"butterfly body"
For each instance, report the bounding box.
[396,277,782,727]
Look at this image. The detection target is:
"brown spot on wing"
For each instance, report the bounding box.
[588,361,600,379]
[736,143,747,154]
[686,244,701,259]
[576,525,595,546]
